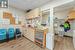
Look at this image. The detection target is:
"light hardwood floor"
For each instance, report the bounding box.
[54,35,75,50]
[0,36,75,50]
[0,37,48,50]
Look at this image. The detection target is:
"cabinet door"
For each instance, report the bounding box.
[33,8,40,17]
[26,8,40,19]
[26,28,35,42]
[25,28,30,39]
[68,10,75,19]
[29,28,35,42]
[26,12,34,19]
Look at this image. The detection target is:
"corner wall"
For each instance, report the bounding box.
[39,0,74,50]
[54,9,73,37]
[0,7,25,29]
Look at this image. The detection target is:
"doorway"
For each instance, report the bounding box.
[53,1,75,50]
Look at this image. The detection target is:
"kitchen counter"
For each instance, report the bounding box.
[27,25,48,31]
[35,26,48,30]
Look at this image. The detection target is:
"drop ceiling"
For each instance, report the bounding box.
[9,0,52,11]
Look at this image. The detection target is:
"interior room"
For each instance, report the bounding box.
[54,1,75,50]
[0,0,75,50]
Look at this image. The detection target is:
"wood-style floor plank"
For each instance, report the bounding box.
[0,37,48,50]
[0,36,75,50]
[54,35,75,50]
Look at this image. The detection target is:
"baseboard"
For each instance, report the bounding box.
[0,39,7,43]
[55,34,73,38]
[55,34,58,35]
[64,35,73,38]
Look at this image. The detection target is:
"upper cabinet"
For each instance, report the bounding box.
[68,10,75,20]
[26,8,40,19]
[3,12,16,25]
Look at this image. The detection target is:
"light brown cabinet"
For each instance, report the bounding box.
[24,27,35,42]
[3,12,16,24]
[35,28,48,48]
[68,10,75,19]
[26,8,40,19]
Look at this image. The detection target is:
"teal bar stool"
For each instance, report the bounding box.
[0,29,7,43]
[8,28,15,40]
[15,28,21,39]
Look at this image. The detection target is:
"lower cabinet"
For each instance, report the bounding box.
[25,27,35,42]
[35,28,48,48]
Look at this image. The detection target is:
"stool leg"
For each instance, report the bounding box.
[6,33,9,42]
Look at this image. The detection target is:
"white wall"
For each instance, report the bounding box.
[54,10,69,19]
[40,0,74,35]
[39,0,74,50]
[0,7,25,29]
[0,7,25,23]
[54,8,74,37]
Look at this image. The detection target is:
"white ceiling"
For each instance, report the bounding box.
[9,0,52,11]
[54,1,75,12]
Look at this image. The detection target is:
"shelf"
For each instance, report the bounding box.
[35,28,48,48]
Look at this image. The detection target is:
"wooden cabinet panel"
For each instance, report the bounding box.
[24,27,35,42]
[3,12,16,24]
[68,10,75,19]
[26,8,40,19]
[35,28,48,48]
[28,28,35,42]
